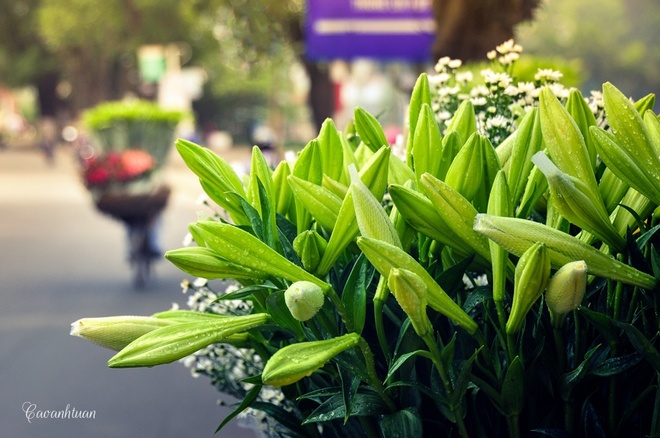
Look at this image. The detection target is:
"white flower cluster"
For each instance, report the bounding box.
[429,40,604,146]
[178,278,297,437]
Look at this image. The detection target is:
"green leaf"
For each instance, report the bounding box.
[190,221,329,290]
[612,321,660,374]
[266,291,305,340]
[591,353,642,377]
[250,401,309,438]
[560,344,609,399]
[379,408,423,438]
[216,382,262,433]
[385,350,434,383]
[342,253,373,335]
[339,365,361,422]
[302,391,388,424]
[501,356,524,416]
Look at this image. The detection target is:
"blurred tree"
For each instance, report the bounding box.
[516,0,659,100]
[431,0,541,61]
[0,0,63,116]
[37,0,200,113]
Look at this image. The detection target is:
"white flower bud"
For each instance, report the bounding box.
[284,281,325,322]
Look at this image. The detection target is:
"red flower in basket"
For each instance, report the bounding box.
[117,150,155,181]
[83,149,155,187]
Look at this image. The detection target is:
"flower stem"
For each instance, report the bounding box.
[374,276,392,362]
[423,333,470,438]
[325,286,354,333]
[357,337,396,413]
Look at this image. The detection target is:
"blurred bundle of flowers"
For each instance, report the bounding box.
[81,149,155,188]
[430,39,604,146]
[72,41,660,437]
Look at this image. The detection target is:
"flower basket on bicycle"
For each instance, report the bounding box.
[80,100,186,288]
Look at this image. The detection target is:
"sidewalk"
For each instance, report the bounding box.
[0,146,257,437]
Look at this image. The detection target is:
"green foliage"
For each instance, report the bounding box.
[74,54,660,437]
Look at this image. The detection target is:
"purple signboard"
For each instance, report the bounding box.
[305,0,435,61]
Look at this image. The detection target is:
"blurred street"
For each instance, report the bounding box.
[0,145,257,438]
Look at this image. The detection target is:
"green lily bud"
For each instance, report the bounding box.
[389,152,417,187]
[350,165,402,248]
[546,260,588,327]
[565,89,598,170]
[437,130,462,181]
[293,230,327,273]
[292,139,323,232]
[612,188,655,237]
[593,83,660,205]
[272,160,293,216]
[420,173,492,263]
[505,108,543,207]
[599,168,629,214]
[634,93,656,115]
[357,236,478,334]
[287,175,342,232]
[473,214,657,290]
[317,147,390,276]
[412,103,443,185]
[539,88,600,198]
[643,110,660,159]
[322,174,348,199]
[406,73,433,164]
[284,281,325,322]
[317,118,344,182]
[444,132,484,203]
[515,165,548,219]
[446,100,477,147]
[354,107,389,152]
[108,313,270,368]
[262,333,361,387]
[70,316,175,352]
[532,151,625,251]
[389,183,468,256]
[388,269,432,337]
[487,170,512,303]
[165,247,269,281]
[590,125,660,205]
[506,243,551,335]
[190,221,330,291]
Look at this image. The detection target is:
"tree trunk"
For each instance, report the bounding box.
[432,0,541,61]
[304,61,335,134]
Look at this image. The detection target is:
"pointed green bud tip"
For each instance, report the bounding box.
[70,316,174,352]
[262,333,361,387]
[284,281,325,322]
[546,261,587,326]
[506,242,551,335]
[292,231,327,273]
[388,269,431,337]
